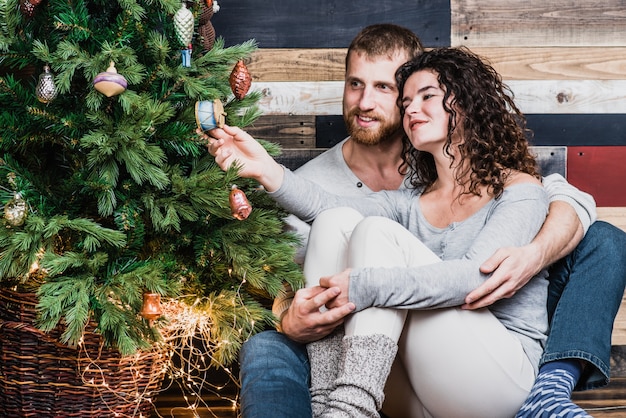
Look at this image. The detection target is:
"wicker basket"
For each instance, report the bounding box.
[0,288,171,417]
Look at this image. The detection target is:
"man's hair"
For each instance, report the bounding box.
[346,23,424,69]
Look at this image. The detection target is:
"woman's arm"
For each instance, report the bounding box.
[346,184,550,312]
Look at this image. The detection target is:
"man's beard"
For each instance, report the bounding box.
[344,109,402,146]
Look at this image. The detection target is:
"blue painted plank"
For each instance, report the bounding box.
[316,114,626,147]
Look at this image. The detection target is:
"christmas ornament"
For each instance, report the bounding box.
[229,60,252,100]
[4,193,28,227]
[140,292,163,323]
[19,0,41,17]
[229,185,252,220]
[36,65,59,103]
[198,2,216,51]
[173,3,194,47]
[195,99,226,131]
[93,61,128,97]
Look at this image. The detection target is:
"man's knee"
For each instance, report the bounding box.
[582,221,626,260]
[240,330,308,374]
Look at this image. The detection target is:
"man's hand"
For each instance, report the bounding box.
[462,244,544,310]
[281,285,355,344]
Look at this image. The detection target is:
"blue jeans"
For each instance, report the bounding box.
[542,221,626,390]
[239,221,626,416]
[239,330,312,417]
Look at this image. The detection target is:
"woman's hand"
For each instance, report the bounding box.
[319,268,352,310]
[205,124,285,192]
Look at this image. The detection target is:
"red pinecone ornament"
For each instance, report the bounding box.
[229,60,252,100]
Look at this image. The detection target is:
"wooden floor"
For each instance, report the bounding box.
[152,346,626,418]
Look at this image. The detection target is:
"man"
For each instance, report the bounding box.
[238,24,626,418]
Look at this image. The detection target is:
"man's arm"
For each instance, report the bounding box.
[463,201,582,309]
[463,173,596,309]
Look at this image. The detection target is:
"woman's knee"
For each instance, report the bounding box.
[310,207,363,237]
[351,215,399,242]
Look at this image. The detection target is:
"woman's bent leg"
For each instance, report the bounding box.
[324,216,442,417]
[392,308,535,418]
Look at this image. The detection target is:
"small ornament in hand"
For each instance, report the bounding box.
[229,185,252,220]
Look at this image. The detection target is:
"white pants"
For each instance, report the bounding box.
[304,207,535,418]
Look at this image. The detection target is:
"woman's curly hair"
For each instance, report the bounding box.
[395,47,539,199]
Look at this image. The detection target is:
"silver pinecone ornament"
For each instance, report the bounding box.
[173,3,194,47]
[36,65,58,103]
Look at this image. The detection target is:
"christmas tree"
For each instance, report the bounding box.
[0,0,303,367]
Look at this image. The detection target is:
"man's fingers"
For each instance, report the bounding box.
[479,249,509,274]
[465,280,499,305]
[309,286,341,310]
[463,280,517,310]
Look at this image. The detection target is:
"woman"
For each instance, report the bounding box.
[209,47,549,417]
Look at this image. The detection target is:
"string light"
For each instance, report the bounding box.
[71,274,259,416]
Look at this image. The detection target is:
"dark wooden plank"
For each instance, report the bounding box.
[316,114,626,148]
[248,115,316,148]
[262,115,566,176]
[527,115,626,147]
[276,149,325,171]
[315,115,348,148]
[212,0,450,49]
[567,146,626,207]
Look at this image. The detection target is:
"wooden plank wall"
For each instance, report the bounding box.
[212,0,626,343]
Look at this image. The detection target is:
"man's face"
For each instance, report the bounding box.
[342,51,408,145]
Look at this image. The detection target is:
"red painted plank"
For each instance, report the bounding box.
[567,146,626,207]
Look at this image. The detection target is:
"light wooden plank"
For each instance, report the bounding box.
[451,0,626,47]
[248,49,346,82]
[252,80,626,116]
[471,47,626,81]
[254,81,343,115]
[598,207,626,233]
[248,47,626,82]
[510,80,626,114]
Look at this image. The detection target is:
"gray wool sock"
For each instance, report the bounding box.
[307,326,345,417]
[322,333,398,418]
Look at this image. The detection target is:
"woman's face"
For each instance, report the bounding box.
[400,69,452,154]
